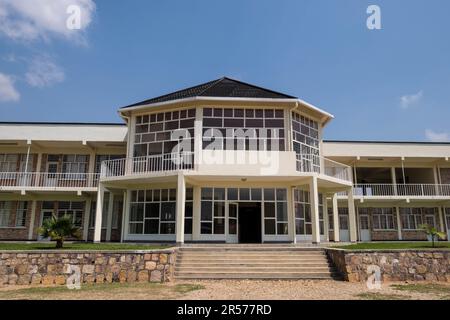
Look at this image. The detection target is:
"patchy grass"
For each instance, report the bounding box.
[391,283,450,295]
[336,242,450,250]
[356,292,410,300]
[0,242,171,251]
[0,282,205,300]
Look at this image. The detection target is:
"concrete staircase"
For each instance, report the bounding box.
[174,246,339,280]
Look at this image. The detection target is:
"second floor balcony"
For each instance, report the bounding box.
[337,183,450,198]
[100,151,352,183]
[0,172,100,190]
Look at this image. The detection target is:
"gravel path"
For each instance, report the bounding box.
[179,280,448,300]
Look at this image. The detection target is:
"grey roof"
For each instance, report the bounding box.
[121,77,297,109]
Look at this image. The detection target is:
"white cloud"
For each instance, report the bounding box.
[400,90,423,109]
[0,73,20,102]
[425,129,449,142]
[0,0,95,43]
[25,56,65,88]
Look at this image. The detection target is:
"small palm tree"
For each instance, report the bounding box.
[418,224,446,248]
[38,215,81,249]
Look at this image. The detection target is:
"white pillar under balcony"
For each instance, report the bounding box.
[347,187,357,242]
[287,186,296,243]
[332,193,340,242]
[309,176,320,244]
[395,206,402,240]
[27,200,37,240]
[176,172,186,245]
[83,199,92,241]
[323,194,329,242]
[106,192,114,241]
[438,207,446,233]
[192,186,201,241]
[94,183,105,243]
[120,190,127,243]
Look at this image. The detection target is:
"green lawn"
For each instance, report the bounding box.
[0,242,171,251]
[0,282,205,300]
[335,242,450,250]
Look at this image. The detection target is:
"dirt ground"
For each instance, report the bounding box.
[0,280,449,300]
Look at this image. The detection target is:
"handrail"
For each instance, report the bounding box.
[0,172,100,188]
[101,152,195,178]
[351,183,450,197]
[296,154,352,182]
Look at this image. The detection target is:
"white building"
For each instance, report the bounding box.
[0,78,449,244]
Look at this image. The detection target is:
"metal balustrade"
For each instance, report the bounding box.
[353,183,450,197]
[0,172,100,189]
[100,152,195,178]
[296,154,352,182]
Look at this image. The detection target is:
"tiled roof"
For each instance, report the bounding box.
[121,77,297,109]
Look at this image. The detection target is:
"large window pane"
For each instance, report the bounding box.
[201,201,213,221]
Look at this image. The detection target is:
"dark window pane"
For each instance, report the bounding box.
[214,218,225,234]
[203,108,212,117]
[276,189,287,201]
[188,108,196,118]
[214,188,225,201]
[255,109,264,118]
[160,202,176,221]
[186,188,193,201]
[160,223,175,234]
[239,188,250,200]
[224,108,233,117]
[265,119,284,128]
[251,188,262,201]
[264,189,275,201]
[145,203,160,218]
[201,201,213,221]
[229,219,237,234]
[264,109,274,118]
[144,220,158,234]
[228,188,238,201]
[203,117,222,127]
[296,220,305,235]
[185,202,193,217]
[201,222,212,234]
[184,218,193,234]
[129,223,143,234]
[234,109,244,117]
[277,202,288,222]
[245,109,254,118]
[224,118,244,127]
[213,108,223,117]
[214,202,225,217]
[264,202,275,218]
[169,189,176,201]
[201,188,213,200]
[130,203,144,221]
[277,223,288,235]
[153,189,160,202]
[245,119,263,128]
[264,220,276,235]
[161,189,168,201]
[274,110,284,118]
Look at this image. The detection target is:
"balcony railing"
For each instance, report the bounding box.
[296,154,352,182]
[0,172,100,189]
[336,184,450,197]
[101,152,195,178]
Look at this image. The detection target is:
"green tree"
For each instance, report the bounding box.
[418,224,446,248]
[38,215,81,249]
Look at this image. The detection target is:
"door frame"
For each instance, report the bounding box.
[359,213,371,241]
[227,202,239,243]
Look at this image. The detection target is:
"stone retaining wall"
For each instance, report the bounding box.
[326,248,450,282]
[0,249,176,286]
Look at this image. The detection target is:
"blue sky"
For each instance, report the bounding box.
[0,0,449,142]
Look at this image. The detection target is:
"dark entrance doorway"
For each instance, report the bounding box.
[238,202,262,243]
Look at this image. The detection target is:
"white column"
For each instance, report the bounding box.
[332,193,340,242]
[310,176,320,244]
[106,192,114,241]
[192,186,201,241]
[120,190,127,243]
[35,153,43,186]
[288,186,296,243]
[83,199,92,241]
[176,173,186,245]
[348,188,357,242]
[27,200,37,240]
[438,206,446,233]
[122,189,131,242]
[194,107,203,171]
[323,194,329,242]
[94,183,105,242]
[395,206,402,240]
[391,167,398,195]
